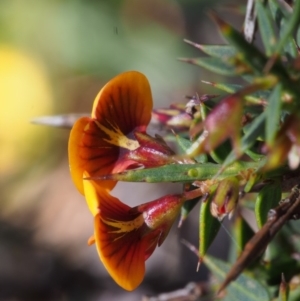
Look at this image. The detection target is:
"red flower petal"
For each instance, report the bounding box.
[83,181,183,290]
[95,212,148,291]
[68,71,153,194]
[84,179,149,291]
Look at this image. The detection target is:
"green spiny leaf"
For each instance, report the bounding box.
[213,14,299,97]
[202,81,243,94]
[266,84,282,146]
[255,181,282,228]
[245,149,265,162]
[176,134,207,163]
[283,38,298,60]
[269,0,292,20]
[210,140,232,164]
[279,275,290,301]
[212,13,268,75]
[199,194,220,262]
[179,57,237,76]
[233,214,255,259]
[274,0,300,55]
[256,0,277,56]
[268,0,299,58]
[288,283,300,301]
[202,81,270,105]
[222,111,266,168]
[184,39,236,59]
[179,195,200,228]
[297,25,300,47]
[204,256,270,301]
[95,161,260,183]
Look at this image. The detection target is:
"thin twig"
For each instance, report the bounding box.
[218,184,300,294]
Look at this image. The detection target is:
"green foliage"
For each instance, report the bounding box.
[96,0,300,288]
[255,181,282,228]
[199,194,221,261]
[36,0,300,299]
[158,1,300,299]
[87,0,300,298]
[203,255,270,301]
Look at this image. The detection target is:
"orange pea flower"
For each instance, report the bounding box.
[84,178,185,291]
[68,71,183,290]
[68,71,175,195]
[210,177,239,220]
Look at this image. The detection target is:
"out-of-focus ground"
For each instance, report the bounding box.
[0,0,244,300]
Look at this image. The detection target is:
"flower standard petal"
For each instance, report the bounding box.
[92,71,153,133]
[68,71,153,194]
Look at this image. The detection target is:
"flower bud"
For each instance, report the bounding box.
[210,177,240,220]
[125,131,176,167]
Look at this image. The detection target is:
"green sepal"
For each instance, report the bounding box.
[255,181,282,228]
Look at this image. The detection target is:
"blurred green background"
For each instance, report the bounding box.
[0,0,242,300]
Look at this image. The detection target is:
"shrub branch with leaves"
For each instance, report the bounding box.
[35,0,300,300]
